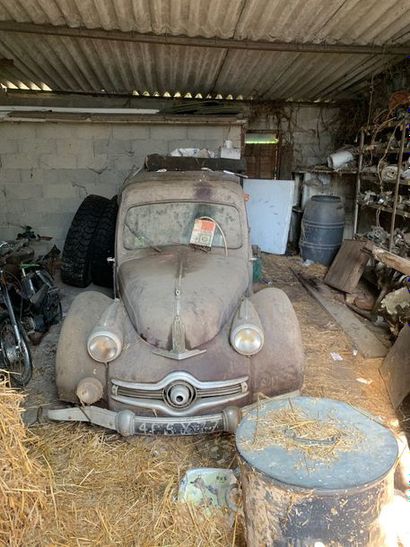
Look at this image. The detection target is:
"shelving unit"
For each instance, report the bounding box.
[353,115,410,252]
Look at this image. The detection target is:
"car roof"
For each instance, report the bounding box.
[121,170,245,207]
[122,169,241,189]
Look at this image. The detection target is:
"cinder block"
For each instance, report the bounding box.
[1,139,19,154]
[109,155,137,171]
[5,199,33,215]
[150,125,186,140]
[94,138,135,156]
[36,198,79,214]
[0,169,21,184]
[43,184,76,200]
[75,125,112,140]
[0,123,37,140]
[3,183,43,200]
[36,123,111,141]
[112,125,150,140]
[0,225,19,240]
[76,150,108,171]
[186,125,225,141]
[63,169,97,186]
[19,138,57,155]
[20,168,63,185]
[56,138,93,156]
[93,138,110,155]
[1,153,39,169]
[39,153,77,169]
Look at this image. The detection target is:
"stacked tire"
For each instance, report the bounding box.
[61,195,118,288]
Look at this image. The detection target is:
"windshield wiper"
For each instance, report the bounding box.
[125,222,162,253]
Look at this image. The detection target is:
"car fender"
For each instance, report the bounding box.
[250,288,304,399]
[56,291,112,403]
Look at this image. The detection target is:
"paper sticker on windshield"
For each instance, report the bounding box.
[190,219,216,248]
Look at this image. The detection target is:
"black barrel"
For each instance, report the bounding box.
[299,195,345,265]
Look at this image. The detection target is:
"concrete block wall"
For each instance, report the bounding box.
[249,104,341,168]
[0,121,241,249]
[248,103,356,238]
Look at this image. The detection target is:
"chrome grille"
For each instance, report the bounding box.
[111,372,248,417]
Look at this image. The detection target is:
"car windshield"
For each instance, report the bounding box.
[124,202,242,250]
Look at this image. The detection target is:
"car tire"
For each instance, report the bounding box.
[61,195,109,287]
[90,196,118,288]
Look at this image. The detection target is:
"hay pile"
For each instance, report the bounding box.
[242,401,363,463]
[0,382,50,545]
[0,383,244,546]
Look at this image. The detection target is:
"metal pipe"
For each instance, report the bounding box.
[388,119,407,251]
[0,22,408,56]
[353,129,365,235]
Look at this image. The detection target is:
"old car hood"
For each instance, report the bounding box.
[118,249,249,350]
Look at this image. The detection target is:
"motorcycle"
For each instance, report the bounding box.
[0,239,61,386]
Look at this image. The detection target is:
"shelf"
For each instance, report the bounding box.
[357,200,410,218]
[361,145,410,155]
[364,119,409,132]
[294,167,357,175]
[360,172,410,186]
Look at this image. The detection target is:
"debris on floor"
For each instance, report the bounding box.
[178,468,239,512]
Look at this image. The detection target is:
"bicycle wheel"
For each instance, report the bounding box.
[0,312,32,387]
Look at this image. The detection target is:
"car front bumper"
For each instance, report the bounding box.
[47,404,242,436]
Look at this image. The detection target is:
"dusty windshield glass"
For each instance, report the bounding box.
[124,202,242,250]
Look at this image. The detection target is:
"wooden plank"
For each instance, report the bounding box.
[380,326,410,408]
[325,240,373,293]
[372,247,410,276]
[297,274,389,358]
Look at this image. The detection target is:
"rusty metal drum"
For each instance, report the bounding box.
[236,396,398,546]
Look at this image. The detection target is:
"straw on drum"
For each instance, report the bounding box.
[241,400,364,463]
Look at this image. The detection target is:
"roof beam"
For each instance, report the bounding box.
[0,21,408,56]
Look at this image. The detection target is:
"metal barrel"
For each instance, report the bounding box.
[299,195,345,265]
[236,396,398,546]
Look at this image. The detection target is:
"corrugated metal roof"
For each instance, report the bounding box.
[0,0,408,100]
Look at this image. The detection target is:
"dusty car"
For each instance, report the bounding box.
[49,168,304,435]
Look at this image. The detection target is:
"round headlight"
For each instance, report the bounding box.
[87,332,121,363]
[231,325,264,356]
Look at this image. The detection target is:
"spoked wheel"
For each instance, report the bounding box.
[0,312,32,387]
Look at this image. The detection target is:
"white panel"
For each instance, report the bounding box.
[244,179,294,255]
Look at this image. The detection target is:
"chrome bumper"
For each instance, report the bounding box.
[47,405,242,436]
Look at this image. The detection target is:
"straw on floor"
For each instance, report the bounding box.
[0,382,243,546]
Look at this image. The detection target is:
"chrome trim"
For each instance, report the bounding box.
[111,392,247,417]
[112,371,248,392]
[111,372,249,417]
[151,347,206,360]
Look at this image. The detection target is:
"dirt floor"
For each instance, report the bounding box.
[20,254,409,545]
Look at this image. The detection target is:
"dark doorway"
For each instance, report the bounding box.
[244,132,280,179]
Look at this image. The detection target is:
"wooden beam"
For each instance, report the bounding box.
[0,21,408,56]
[297,273,389,358]
[372,247,410,276]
